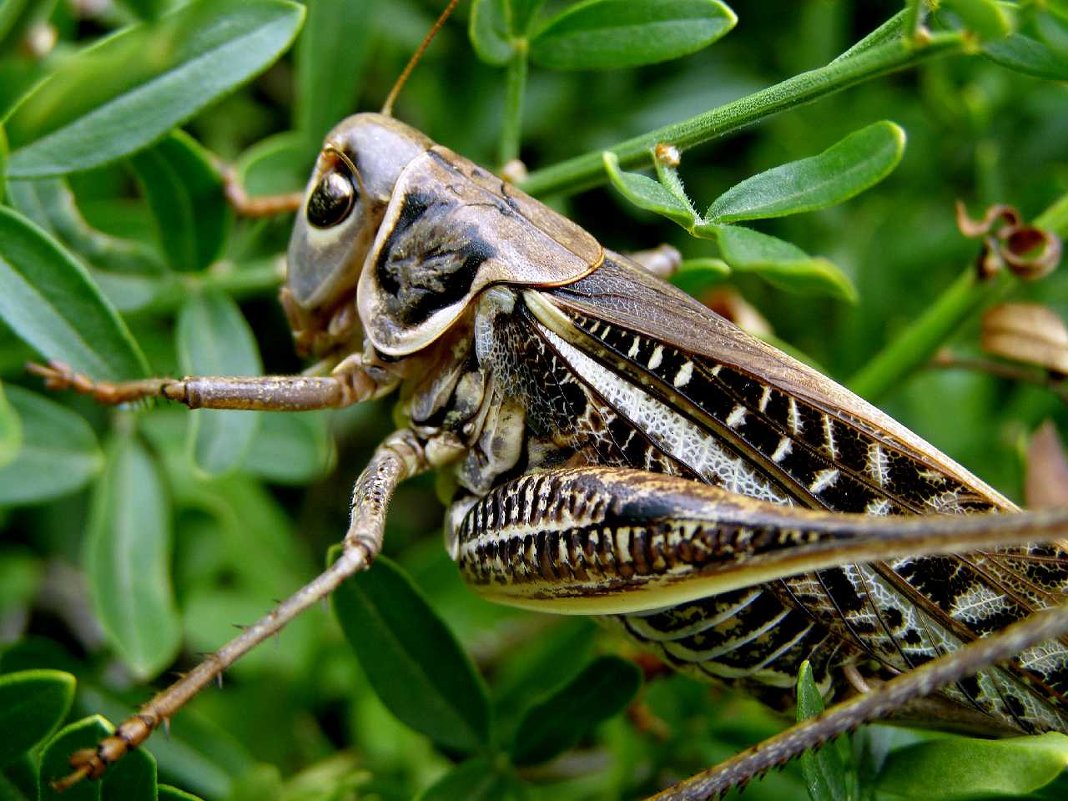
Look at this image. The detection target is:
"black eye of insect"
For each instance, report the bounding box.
[306,163,357,229]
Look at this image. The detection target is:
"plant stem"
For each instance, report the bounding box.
[846,267,1011,401]
[498,42,528,168]
[902,0,926,40]
[847,190,1068,401]
[520,32,966,198]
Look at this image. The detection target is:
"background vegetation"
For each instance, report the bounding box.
[0,1,1066,800]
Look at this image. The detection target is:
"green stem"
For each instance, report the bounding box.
[498,42,529,168]
[846,268,1011,401]
[520,31,966,198]
[847,190,1068,401]
[902,0,926,40]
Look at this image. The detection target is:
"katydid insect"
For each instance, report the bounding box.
[31,3,1068,799]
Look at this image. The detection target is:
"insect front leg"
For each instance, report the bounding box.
[51,428,429,790]
[28,351,397,410]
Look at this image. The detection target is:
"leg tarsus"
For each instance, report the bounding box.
[27,360,178,405]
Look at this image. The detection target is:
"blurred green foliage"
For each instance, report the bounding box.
[0,1,1066,800]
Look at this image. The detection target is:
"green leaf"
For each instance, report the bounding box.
[0,382,21,471]
[176,290,263,477]
[6,178,165,277]
[510,655,642,765]
[875,732,1068,800]
[332,555,491,754]
[158,787,206,801]
[0,670,75,767]
[796,662,854,801]
[86,433,181,679]
[942,0,1015,41]
[0,549,42,619]
[38,716,157,801]
[118,0,169,21]
[469,0,517,65]
[603,151,696,226]
[129,131,232,272]
[671,258,730,297]
[418,757,512,801]
[295,0,380,145]
[705,122,906,223]
[240,412,333,485]
[984,32,1068,80]
[0,206,148,380]
[236,131,310,196]
[0,386,103,505]
[704,224,858,302]
[531,0,736,70]
[4,0,306,178]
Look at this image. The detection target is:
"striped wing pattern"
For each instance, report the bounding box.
[497,254,1068,733]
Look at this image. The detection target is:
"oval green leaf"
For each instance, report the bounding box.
[4,0,305,178]
[332,554,490,754]
[241,411,333,485]
[469,0,517,66]
[176,290,263,477]
[236,130,311,196]
[875,732,1068,800]
[510,655,642,766]
[6,178,165,277]
[129,131,232,272]
[295,0,379,146]
[603,151,696,226]
[0,386,103,505]
[86,433,181,679]
[704,224,858,302]
[796,662,854,801]
[38,716,157,801]
[0,670,75,767]
[531,0,736,70]
[705,122,906,223]
[418,757,513,801]
[671,257,730,297]
[984,32,1068,80]
[0,206,148,380]
[943,0,1015,41]
[0,381,21,470]
[158,787,207,801]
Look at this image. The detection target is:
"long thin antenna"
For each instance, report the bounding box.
[381,0,461,117]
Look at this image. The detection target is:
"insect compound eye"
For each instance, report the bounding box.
[306,165,357,229]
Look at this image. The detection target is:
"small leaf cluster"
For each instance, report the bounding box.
[603,120,908,302]
[0,1,1065,801]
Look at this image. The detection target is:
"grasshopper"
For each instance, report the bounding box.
[33,2,1068,798]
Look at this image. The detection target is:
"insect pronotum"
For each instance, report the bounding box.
[32,2,1068,798]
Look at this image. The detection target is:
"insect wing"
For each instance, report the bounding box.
[516,255,1068,733]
